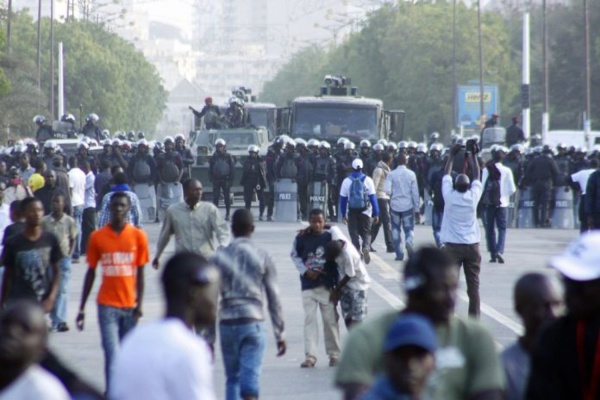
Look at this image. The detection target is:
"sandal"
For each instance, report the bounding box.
[300,358,316,368]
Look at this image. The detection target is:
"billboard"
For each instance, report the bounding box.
[457,85,500,130]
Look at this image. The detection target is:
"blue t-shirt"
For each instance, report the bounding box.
[294,231,332,291]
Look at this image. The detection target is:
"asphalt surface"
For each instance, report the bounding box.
[48,208,578,399]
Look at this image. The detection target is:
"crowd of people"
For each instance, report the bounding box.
[0,124,599,400]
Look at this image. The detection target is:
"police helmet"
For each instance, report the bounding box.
[248,145,260,153]
[127,131,135,141]
[319,141,331,150]
[88,139,98,147]
[556,143,567,151]
[112,139,122,147]
[337,137,349,146]
[175,133,186,142]
[102,139,112,146]
[416,143,427,153]
[397,141,407,149]
[117,132,127,141]
[285,139,296,148]
[295,138,308,147]
[510,144,525,153]
[215,138,226,146]
[407,141,417,149]
[138,139,149,147]
[86,113,99,123]
[576,146,587,154]
[78,141,89,149]
[164,136,175,144]
[43,141,57,150]
[430,143,443,153]
[542,144,552,154]
[101,129,110,139]
[377,139,389,147]
[33,115,46,124]
[344,141,355,150]
[373,143,384,152]
[359,139,371,148]
[307,139,320,147]
[387,142,398,151]
[430,132,440,141]
[137,131,146,139]
[61,114,76,123]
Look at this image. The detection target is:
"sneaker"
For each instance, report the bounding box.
[489,253,497,263]
[394,256,404,261]
[225,215,230,222]
[57,322,70,332]
[329,357,339,367]
[300,358,316,368]
[259,216,264,221]
[496,254,505,264]
[267,216,274,222]
[362,248,370,265]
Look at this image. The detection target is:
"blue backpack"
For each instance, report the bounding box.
[348,175,370,211]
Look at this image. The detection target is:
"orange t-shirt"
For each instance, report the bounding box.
[86,223,149,308]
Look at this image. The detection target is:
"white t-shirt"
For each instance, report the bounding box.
[68,167,86,207]
[481,162,517,207]
[110,318,217,400]
[330,226,371,291]
[0,365,70,400]
[571,168,596,195]
[440,175,483,245]
[340,173,377,217]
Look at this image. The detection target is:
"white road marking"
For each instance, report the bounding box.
[369,252,523,337]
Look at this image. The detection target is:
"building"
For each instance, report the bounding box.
[156,79,205,137]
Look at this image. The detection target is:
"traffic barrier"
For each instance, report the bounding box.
[507,193,517,228]
[133,183,156,224]
[275,179,298,222]
[308,182,328,218]
[551,187,575,229]
[516,188,535,228]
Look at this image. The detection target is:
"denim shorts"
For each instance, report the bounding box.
[340,287,368,321]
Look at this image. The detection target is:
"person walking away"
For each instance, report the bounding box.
[156,136,184,222]
[264,137,283,221]
[79,161,96,255]
[360,314,437,400]
[525,145,559,228]
[76,192,149,389]
[97,172,143,228]
[441,144,483,318]
[209,139,235,221]
[152,179,229,347]
[240,145,267,220]
[527,232,600,399]
[327,226,371,329]
[505,116,525,147]
[0,197,62,313]
[481,146,516,263]
[212,209,286,400]
[291,208,340,368]
[0,302,70,400]
[68,159,86,264]
[370,152,394,253]
[571,158,598,232]
[384,154,419,261]
[339,159,379,264]
[334,246,504,400]
[109,253,219,400]
[42,195,77,333]
[501,273,562,400]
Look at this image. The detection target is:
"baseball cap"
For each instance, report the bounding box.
[550,232,600,281]
[383,314,438,353]
[351,159,363,170]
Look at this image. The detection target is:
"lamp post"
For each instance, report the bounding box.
[583,0,591,135]
[542,0,549,136]
[6,0,12,55]
[477,0,485,124]
[452,0,457,129]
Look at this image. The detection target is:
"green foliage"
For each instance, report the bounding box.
[262,1,600,136]
[0,11,166,137]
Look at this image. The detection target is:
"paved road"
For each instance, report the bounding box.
[48,211,578,399]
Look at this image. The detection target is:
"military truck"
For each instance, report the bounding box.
[189,127,269,201]
[277,75,405,145]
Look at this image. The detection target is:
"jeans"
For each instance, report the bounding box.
[444,243,481,317]
[347,210,372,252]
[98,304,136,389]
[213,180,231,216]
[301,286,340,361]
[484,206,507,256]
[219,322,266,400]
[371,198,393,251]
[390,209,415,260]
[50,257,71,327]
[431,208,444,248]
[72,205,83,259]
[81,207,97,254]
[243,184,265,217]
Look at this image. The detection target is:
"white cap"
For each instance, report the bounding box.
[550,232,600,281]
[352,159,363,170]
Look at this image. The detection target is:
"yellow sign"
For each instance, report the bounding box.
[465,92,491,103]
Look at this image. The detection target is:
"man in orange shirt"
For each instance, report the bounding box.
[75,191,149,390]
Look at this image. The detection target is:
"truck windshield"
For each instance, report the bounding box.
[247,108,276,140]
[211,131,258,150]
[292,104,378,141]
